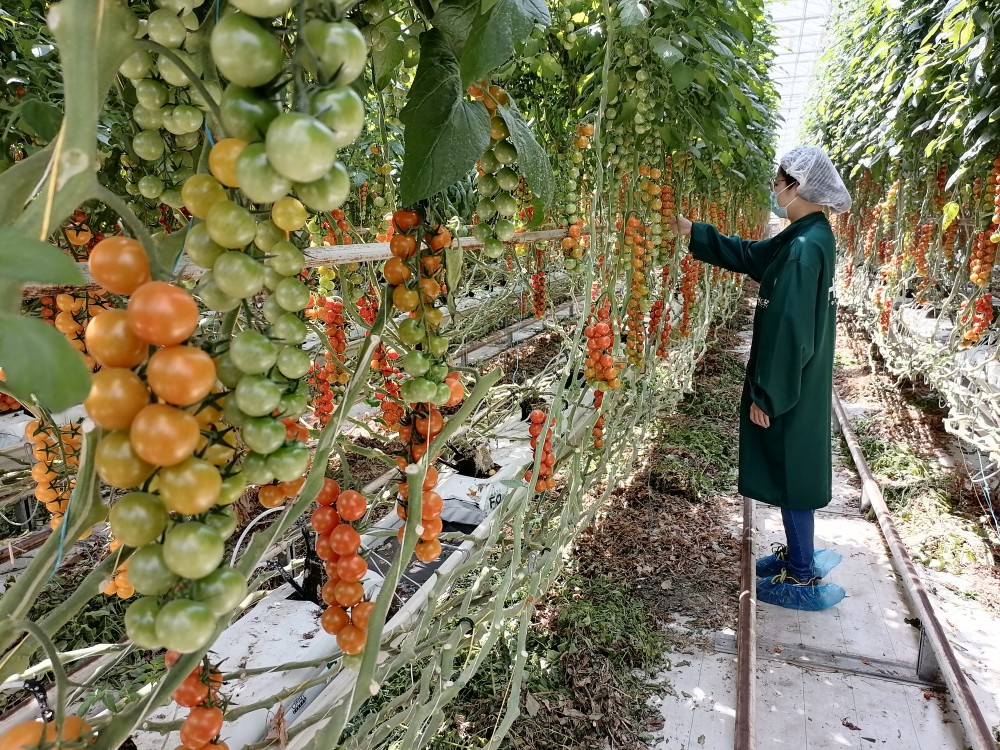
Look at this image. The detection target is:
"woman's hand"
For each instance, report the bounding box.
[668,214,693,237]
[750,403,771,429]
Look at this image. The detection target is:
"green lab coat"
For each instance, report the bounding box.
[688,212,836,510]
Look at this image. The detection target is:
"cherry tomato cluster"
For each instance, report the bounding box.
[583,304,620,391]
[356,284,381,325]
[167,651,227,750]
[648,267,673,359]
[560,217,587,270]
[657,160,677,265]
[0,716,93,749]
[40,290,113,372]
[371,344,405,431]
[624,217,652,366]
[306,297,349,426]
[82,237,248,655]
[525,409,556,494]
[679,253,700,338]
[988,156,1000,244]
[961,293,994,345]
[530,248,547,319]
[942,218,959,262]
[935,164,949,211]
[874,287,892,334]
[104,537,135,599]
[62,209,97,260]
[393,439,446,563]
[912,222,933,278]
[24,419,82,533]
[0,369,19,413]
[968,230,996,286]
[312,478,376,654]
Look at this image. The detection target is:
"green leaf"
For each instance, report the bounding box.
[671,63,695,90]
[650,36,683,68]
[19,99,62,142]
[0,313,91,412]
[434,0,480,57]
[497,101,553,208]
[617,0,649,27]
[373,36,405,91]
[399,30,491,205]
[460,0,550,86]
[941,202,960,231]
[0,228,84,284]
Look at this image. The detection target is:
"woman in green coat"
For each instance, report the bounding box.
[671,145,853,611]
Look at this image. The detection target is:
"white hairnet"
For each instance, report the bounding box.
[779,145,852,213]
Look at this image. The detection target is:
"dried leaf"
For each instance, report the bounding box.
[660,579,673,590]
[525,691,540,717]
[266,705,288,749]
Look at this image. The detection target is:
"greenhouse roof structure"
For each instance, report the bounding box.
[768,0,833,161]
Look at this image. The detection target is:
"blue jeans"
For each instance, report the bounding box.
[781,507,815,581]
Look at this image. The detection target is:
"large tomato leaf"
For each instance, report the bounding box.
[433,0,479,58]
[497,102,553,208]
[617,0,650,28]
[373,36,406,91]
[0,313,91,412]
[0,228,85,285]
[459,0,550,87]
[399,30,490,205]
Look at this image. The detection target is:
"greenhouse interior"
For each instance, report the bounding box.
[0,0,999,747]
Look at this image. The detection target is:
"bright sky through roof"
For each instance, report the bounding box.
[768,0,833,163]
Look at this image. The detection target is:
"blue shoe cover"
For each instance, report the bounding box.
[755,548,844,579]
[756,573,846,611]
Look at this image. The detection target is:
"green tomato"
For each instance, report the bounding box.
[129,544,180,596]
[400,350,430,377]
[294,162,350,212]
[397,317,425,346]
[121,50,154,79]
[157,50,202,87]
[475,197,497,221]
[181,174,226,219]
[493,141,518,165]
[400,377,437,403]
[494,219,517,241]
[135,78,168,110]
[241,452,274,485]
[302,19,368,85]
[175,131,201,150]
[213,251,265,299]
[274,277,310,311]
[472,223,493,242]
[125,597,162,649]
[230,330,278,374]
[235,374,283,416]
[266,443,309,482]
[206,200,258,249]
[163,522,224,580]
[242,416,286,454]
[185,222,226,268]
[221,394,251,427]
[269,312,308,345]
[171,104,204,133]
[310,86,365,149]
[265,240,305,276]
[147,8,187,48]
[194,271,240,312]
[431,383,452,406]
[477,173,499,197]
[276,346,311,379]
[483,237,505,258]
[276,391,308,419]
[263,266,282,292]
[495,192,518,218]
[426,363,449,383]
[133,130,165,161]
[254,219,285,252]
[155,599,216,654]
[210,11,283,87]
[496,167,519,192]
[427,334,450,358]
[110,492,168,548]
[158,458,222,515]
[215,352,245,389]
[236,142,292,204]
[265,113,337,183]
[193,567,248,616]
[133,104,164,131]
[203,507,238,540]
[479,149,500,174]
[220,85,279,141]
[217,473,246,505]
[138,175,164,200]
[261,294,285,324]
[229,0,294,16]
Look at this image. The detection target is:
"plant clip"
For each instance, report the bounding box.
[23,679,54,722]
[457,617,475,634]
